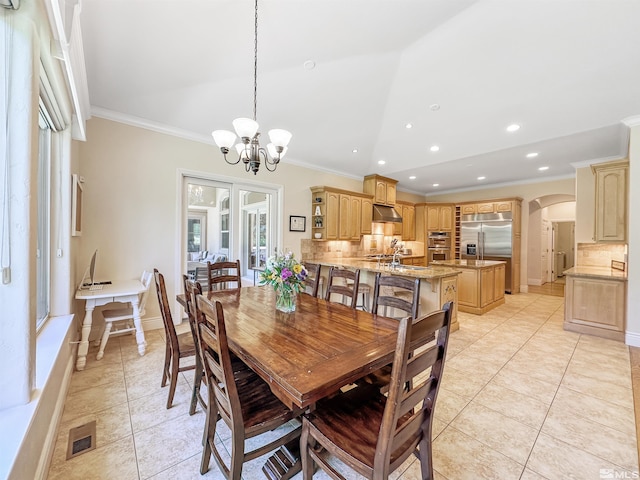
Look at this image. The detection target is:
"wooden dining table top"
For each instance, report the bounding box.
[176,286,400,410]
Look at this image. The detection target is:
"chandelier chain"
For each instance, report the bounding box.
[253,0,258,122]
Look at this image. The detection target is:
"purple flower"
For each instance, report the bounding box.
[281,268,292,281]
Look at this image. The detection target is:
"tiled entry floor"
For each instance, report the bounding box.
[47,293,638,479]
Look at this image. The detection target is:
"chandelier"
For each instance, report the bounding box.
[212,0,292,175]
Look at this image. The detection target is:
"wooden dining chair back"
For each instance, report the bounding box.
[207,259,242,291]
[301,302,453,480]
[371,273,421,320]
[196,295,304,479]
[97,270,153,360]
[302,262,321,298]
[153,268,196,409]
[182,275,207,415]
[324,266,360,308]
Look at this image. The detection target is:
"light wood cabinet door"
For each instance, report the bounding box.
[461,204,476,215]
[480,267,495,307]
[495,201,512,213]
[477,202,495,214]
[350,196,362,240]
[402,204,415,240]
[339,194,351,240]
[457,269,478,307]
[361,197,373,235]
[427,206,440,231]
[374,180,387,204]
[386,183,397,205]
[594,162,628,242]
[439,205,453,231]
[440,275,458,326]
[325,191,340,240]
[494,264,505,299]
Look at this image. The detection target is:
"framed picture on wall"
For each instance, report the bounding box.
[72,174,83,236]
[289,215,306,232]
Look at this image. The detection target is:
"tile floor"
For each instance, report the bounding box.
[47,292,639,479]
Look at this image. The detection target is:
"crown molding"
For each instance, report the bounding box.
[622,115,640,127]
[570,155,626,170]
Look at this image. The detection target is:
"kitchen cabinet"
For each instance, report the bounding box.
[426,204,454,232]
[310,186,373,241]
[460,204,477,215]
[592,160,628,242]
[564,266,627,341]
[363,174,397,206]
[394,201,415,240]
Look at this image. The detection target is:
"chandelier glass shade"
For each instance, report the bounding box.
[212,0,291,175]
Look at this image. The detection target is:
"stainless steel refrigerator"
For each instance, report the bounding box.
[460,212,514,293]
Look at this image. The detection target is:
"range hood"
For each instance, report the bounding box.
[372,204,402,223]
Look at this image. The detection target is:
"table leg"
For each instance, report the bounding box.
[131,298,146,356]
[262,438,301,480]
[76,305,94,371]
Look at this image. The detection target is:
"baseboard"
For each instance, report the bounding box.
[528,278,543,286]
[626,331,640,347]
[520,285,529,293]
[35,352,74,479]
[142,315,163,332]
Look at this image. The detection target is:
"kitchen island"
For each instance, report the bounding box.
[308,258,461,332]
[432,259,506,315]
[563,266,627,341]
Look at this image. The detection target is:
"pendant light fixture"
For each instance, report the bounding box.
[212,0,292,175]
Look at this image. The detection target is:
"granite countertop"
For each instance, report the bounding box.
[563,265,627,281]
[310,257,461,280]
[431,259,506,269]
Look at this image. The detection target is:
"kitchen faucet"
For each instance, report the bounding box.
[390,239,402,269]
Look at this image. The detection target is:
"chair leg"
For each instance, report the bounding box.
[228,431,245,480]
[200,398,216,474]
[161,342,171,387]
[300,419,314,480]
[96,321,113,360]
[190,359,203,415]
[417,424,434,480]
[166,357,180,409]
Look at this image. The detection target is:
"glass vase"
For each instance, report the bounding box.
[275,288,297,313]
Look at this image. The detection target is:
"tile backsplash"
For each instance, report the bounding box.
[301,237,424,262]
[576,243,627,268]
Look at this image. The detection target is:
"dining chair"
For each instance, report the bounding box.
[182,275,207,416]
[96,270,153,360]
[153,268,197,409]
[196,294,304,479]
[360,273,422,390]
[300,302,453,480]
[207,259,242,291]
[324,266,360,308]
[301,262,321,298]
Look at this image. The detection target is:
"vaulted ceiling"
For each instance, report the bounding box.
[80,0,640,194]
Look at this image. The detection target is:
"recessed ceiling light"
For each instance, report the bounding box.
[405,123,413,129]
[430,145,440,152]
[432,183,439,187]
[409,175,416,180]
[378,160,386,165]
[526,152,539,158]
[303,60,316,70]
[430,104,440,111]
[477,176,486,180]
[506,124,520,132]
[538,166,549,171]
[352,148,358,153]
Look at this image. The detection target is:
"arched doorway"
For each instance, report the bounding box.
[527,194,576,296]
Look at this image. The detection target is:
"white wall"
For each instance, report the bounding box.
[627,123,640,346]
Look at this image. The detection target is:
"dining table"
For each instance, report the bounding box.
[176,285,400,410]
[177,285,400,479]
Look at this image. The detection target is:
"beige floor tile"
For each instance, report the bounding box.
[450,401,538,464]
[519,468,548,480]
[552,386,637,437]
[61,377,128,423]
[50,401,133,469]
[432,426,524,480]
[440,365,491,399]
[527,432,623,480]
[541,403,639,471]
[129,380,193,432]
[434,387,472,424]
[134,411,205,479]
[561,369,634,409]
[47,435,139,480]
[68,360,125,396]
[474,382,550,429]
[146,451,226,479]
[490,367,559,405]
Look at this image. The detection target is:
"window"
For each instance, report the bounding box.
[36,112,51,328]
[220,196,230,250]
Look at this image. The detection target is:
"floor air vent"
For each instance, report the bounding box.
[66,420,97,460]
